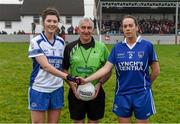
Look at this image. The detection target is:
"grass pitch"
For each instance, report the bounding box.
[0,42,179,123]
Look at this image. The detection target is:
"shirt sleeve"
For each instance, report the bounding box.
[100,43,109,65]
[108,45,116,65]
[62,45,70,70]
[148,43,158,65]
[28,39,44,58]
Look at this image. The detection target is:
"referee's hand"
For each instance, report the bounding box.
[92,83,101,100]
[76,77,87,85]
[69,82,80,100]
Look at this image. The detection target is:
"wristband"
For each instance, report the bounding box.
[99,81,103,85]
[66,74,80,85]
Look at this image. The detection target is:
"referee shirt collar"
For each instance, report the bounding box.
[78,37,95,49]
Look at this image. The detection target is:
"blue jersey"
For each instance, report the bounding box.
[28,32,65,93]
[108,36,158,95]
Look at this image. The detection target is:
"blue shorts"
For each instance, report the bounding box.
[112,89,156,120]
[28,87,64,111]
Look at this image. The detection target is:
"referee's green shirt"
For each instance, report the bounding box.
[63,38,109,85]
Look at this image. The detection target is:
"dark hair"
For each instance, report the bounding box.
[41,7,60,22]
[122,15,138,26]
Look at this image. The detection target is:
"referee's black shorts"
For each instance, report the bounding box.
[68,86,105,120]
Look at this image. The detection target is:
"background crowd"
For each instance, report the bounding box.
[101,18,176,35]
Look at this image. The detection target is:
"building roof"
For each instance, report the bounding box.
[0,0,84,21]
[102,7,176,14]
[95,0,179,14]
[0,4,21,21]
[95,0,180,7]
[99,0,180,2]
[21,0,84,16]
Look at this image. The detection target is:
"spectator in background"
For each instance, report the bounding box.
[67,25,74,34]
[1,30,7,34]
[60,25,66,40]
[74,26,78,35]
[61,25,65,35]
[17,30,25,34]
[31,22,36,34]
[56,27,65,41]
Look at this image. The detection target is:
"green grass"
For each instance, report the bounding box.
[0,43,179,123]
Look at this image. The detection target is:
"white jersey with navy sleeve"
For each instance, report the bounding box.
[108,36,158,95]
[28,32,65,93]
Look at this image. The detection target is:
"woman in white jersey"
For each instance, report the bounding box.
[28,7,77,123]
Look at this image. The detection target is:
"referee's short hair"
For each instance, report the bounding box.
[78,17,94,29]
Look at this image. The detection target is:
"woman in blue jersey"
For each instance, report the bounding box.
[79,15,160,123]
[28,7,77,123]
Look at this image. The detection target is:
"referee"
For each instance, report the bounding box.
[63,17,111,123]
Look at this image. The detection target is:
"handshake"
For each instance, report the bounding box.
[66,74,85,85]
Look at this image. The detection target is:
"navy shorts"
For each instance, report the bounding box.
[28,87,64,111]
[112,89,156,120]
[68,87,105,120]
